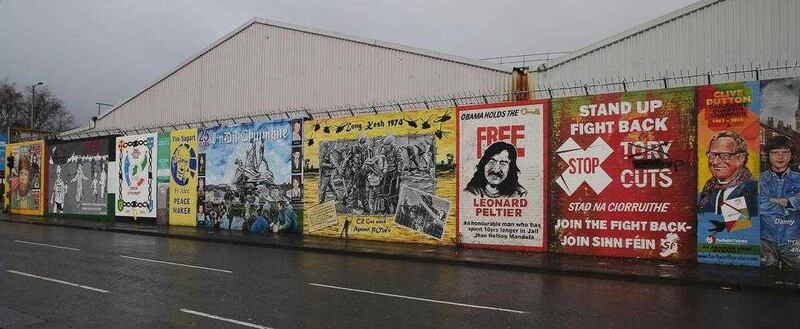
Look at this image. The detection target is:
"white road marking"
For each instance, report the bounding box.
[7,270,110,294]
[308,282,527,314]
[14,240,81,251]
[120,255,233,274]
[180,309,273,329]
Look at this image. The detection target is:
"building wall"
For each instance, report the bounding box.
[96,22,511,131]
[533,0,800,98]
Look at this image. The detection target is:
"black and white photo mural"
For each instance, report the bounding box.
[47,137,115,219]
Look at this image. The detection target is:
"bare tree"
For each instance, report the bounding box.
[0,79,25,128]
[0,79,75,132]
[25,85,75,132]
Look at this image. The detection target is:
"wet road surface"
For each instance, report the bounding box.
[1,221,798,328]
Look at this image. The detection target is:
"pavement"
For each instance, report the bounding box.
[2,214,800,293]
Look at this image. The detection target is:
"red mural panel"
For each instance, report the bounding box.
[548,88,697,260]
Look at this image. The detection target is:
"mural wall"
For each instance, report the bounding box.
[0,132,7,173]
[169,128,199,226]
[198,119,301,233]
[46,137,114,219]
[456,100,548,251]
[548,88,697,260]
[1,76,797,269]
[116,133,158,219]
[156,133,171,224]
[758,77,800,271]
[696,82,761,266]
[5,140,45,216]
[303,107,456,245]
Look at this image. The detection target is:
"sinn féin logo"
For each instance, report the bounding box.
[555,137,613,196]
[171,143,197,186]
[659,232,680,257]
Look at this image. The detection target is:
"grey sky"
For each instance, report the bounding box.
[0,0,697,127]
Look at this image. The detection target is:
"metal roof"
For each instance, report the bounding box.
[537,0,723,71]
[95,17,510,122]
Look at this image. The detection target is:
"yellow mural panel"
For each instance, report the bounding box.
[168,128,198,226]
[5,140,45,216]
[303,107,456,245]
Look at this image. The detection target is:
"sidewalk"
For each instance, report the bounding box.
[2,214,799,293]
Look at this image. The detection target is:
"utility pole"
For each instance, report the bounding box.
[30,82,43,129]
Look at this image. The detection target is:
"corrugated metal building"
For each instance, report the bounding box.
[86,18,512,133]
[533,0,800,98]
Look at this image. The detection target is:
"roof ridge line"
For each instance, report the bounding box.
[96,17,510,123]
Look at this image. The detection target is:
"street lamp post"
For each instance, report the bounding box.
[30,82,44,130]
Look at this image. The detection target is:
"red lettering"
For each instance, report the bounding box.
[475,125,526,158]
[497,126,510,142]
[511,125,525,157]
[477,126,487,159]
[488,126,498,147]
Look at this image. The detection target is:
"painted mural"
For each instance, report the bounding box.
[758,77,800,271]
[198,119,301,233]
[47,137,113,219]
[5,140,45,216]
[0,132,6,172]
[116,133,158,219]
[549,88,697,260]
[457,100,548,251]
[696,81,761,266]
[303,107,456,245]
[156,133,170,224]
[168,129,199,226]
[0,76,796,269]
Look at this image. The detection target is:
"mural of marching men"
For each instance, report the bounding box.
[317,132,436,216]
[116,134,157,219]
[47,137,112,217]
[304,107,456,245]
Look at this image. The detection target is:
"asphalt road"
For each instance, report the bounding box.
[0,221,798,329]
